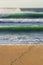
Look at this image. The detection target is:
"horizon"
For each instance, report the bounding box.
[0,0,43,8]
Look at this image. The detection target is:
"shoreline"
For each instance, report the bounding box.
[0,44,43,46]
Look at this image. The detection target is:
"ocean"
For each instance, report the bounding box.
[0,18,43,45]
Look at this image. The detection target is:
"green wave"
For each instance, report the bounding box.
[1,13,43,18]
[0,26,43,31]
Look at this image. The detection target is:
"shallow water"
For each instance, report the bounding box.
[0,31,43,45]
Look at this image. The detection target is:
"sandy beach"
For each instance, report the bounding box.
[0,45,43,65]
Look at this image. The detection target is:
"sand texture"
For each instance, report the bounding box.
[0,45,43,65]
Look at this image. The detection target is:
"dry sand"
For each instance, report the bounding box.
[0,45,43,65]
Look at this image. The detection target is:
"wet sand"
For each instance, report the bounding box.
[0,45,43,65]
